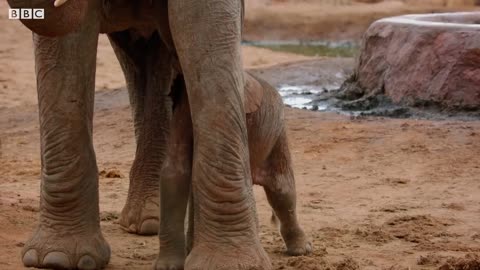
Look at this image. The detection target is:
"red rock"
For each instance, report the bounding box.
[349,12,480,109]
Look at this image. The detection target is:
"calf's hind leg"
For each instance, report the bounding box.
[155,77,193,270]
[262,131,312,256]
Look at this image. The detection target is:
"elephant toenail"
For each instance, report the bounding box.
[23,249,39,267]
[139,219,159,235]
[128,224,137,232]
[43,251,71,269]
[306,243,313,253]
[77,255,97,270]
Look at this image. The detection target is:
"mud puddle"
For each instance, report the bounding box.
[282,83,480,120]
[278,84,336,110]
[252,58,480,121]
[278,82,408,116]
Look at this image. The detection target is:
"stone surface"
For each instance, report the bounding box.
[344,12,480,110]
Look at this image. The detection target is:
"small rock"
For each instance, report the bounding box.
[99,169,123,179]
[22,205,39,212]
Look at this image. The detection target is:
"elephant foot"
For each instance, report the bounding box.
[281,226,313,256]
[185,242,272,270]
[22,227,110,269]
[154,253,185,270]
[120,195,159,235]
[185,236,193,256]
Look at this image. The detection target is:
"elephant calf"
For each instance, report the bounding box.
[155,72,312,269]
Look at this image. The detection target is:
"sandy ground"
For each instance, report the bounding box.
[244,0,480,40]
[1,1,480,270]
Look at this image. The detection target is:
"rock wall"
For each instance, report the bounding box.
[342,12,480,110]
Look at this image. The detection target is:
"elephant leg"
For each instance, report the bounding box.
[155,76,193,270]
[185,191,194,255]
[262,131,312,256]
[108,30,174,235]
[22,9,111,270]
[168,0,271,269]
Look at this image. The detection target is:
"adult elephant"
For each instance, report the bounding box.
[8,0,272,269]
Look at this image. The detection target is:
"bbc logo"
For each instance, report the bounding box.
[9,9,45,20]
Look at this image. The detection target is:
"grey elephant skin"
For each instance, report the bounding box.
[162,72,312,268]
[6,0,311,269]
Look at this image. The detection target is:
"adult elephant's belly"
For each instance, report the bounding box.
[99,0,169,34]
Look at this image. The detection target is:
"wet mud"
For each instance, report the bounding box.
[252,59,480,121]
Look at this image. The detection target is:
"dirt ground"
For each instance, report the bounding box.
[1,1,480,270]
[244,0,480,40]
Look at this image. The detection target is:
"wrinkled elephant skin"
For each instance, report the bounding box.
[6,0,308,269]
[155,72,312,269]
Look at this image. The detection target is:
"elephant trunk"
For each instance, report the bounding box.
[7,0,88,37]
